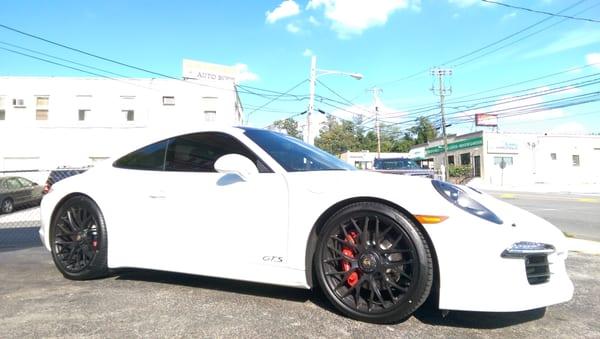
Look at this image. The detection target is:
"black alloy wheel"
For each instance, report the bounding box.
[315,202,433,324]
[50,195,109,280]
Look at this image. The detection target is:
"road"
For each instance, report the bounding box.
[0,246,599,338]
[485,191,600,241]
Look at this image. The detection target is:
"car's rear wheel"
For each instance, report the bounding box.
[314,202,433,324]
[1,198,14,214]
[50,195,109,280]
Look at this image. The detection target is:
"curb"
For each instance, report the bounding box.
[566,238,600,255]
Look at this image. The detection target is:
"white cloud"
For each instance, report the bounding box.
[286,23,301,33]
[448,0,480,7]
[501,12,516,21]
[306,0,412,38]
[233,63,259,82]
[266,0,301,24]
[549,122,588,135]
[303,48,314,57]
[524,29,600,59]
[308,15,320,26]
[586,52,600,69]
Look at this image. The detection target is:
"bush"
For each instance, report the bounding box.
[448,165,472,178]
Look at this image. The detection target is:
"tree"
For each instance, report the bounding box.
[271,117,302,139]
[314,115,360,154]
[409,117,438,144]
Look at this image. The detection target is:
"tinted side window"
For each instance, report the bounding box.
[6,178,22,189]
[113,140,168,170]
[16,178,33,187]
[165,132,271,173]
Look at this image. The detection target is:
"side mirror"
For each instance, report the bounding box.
[214,154,259,181]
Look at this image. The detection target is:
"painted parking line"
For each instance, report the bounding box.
[499,193,515,199]
[577,198,599,203]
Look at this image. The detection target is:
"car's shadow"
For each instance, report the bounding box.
[113,268,546,329]
[414,303,546,329]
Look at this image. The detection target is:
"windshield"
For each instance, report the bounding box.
[374,158,420,170]
[243,128,355,172]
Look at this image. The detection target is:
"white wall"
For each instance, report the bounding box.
[483,132,600,186]
[0,77,242,171]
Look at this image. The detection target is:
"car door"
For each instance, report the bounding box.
[106,139,172,269]
[16,177,41,204]
[148,132,289,279]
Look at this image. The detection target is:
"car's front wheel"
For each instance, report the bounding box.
[314,202,433,324]
[50,195,109,280]
[1,198,14,214]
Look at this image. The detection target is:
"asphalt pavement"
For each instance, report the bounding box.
[485,191,600,241]
[0,246,599,338]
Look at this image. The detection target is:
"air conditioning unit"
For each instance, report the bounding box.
[12,98,26,107]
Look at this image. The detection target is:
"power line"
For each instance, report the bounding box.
[0,46,157,91]
[245,79,308,123]
[373,0,588,87]
[454,1,600,68]
[482,0,600,23]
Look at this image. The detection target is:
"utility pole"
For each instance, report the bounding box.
[306,55,317,144]
[368,87,383,158]
[431,68,452,181]
[306,55,363,145]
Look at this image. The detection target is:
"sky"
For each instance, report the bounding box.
[0,0,599,136]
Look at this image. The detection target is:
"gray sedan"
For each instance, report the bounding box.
[0,176,43,214]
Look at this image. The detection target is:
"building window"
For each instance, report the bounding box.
[36,110,49,120]
[162,96,175,106]
[203,96,217,115]
[123,110,135,121]
[460,153,470,165]
[0,96,4,120]
[78,109,90,121]
[12,98,26,107]
[36,96,49,120]
[204,111,216,122]
[550,153,557,160]
[447,155,454,165]
[572,155,580,167]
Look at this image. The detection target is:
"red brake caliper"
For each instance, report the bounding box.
[341,231,359,287]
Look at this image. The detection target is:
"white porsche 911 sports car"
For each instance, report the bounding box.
[39,126,573,323]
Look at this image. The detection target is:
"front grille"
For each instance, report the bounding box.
[525,255,551,285]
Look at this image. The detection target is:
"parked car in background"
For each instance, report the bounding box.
[372,157,434,178]
[0,176,43,214]
[43,168,88,194]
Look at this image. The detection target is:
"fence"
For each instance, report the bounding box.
[0,168,87,251]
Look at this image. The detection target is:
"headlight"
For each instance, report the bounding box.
[431,180,503,224]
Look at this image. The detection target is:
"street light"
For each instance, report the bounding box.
[306,55,363,144]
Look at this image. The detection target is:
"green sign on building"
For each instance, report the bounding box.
[426,137,483,156]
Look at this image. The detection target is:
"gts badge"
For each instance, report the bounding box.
[262,256,283,263]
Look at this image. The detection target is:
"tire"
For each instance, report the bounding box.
[1,198,14,214]
[49,195,109,280]
[314,202,433,324]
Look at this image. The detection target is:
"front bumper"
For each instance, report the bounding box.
[422,194,574,312]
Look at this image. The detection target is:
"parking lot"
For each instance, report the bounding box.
[2,198,600,338]
[0,233,598,337]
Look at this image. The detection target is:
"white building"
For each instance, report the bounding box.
[0,61,243,171]
[340,151,409,169]
[423,131,600,185]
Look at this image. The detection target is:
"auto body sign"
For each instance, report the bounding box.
[182,59,237,82]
